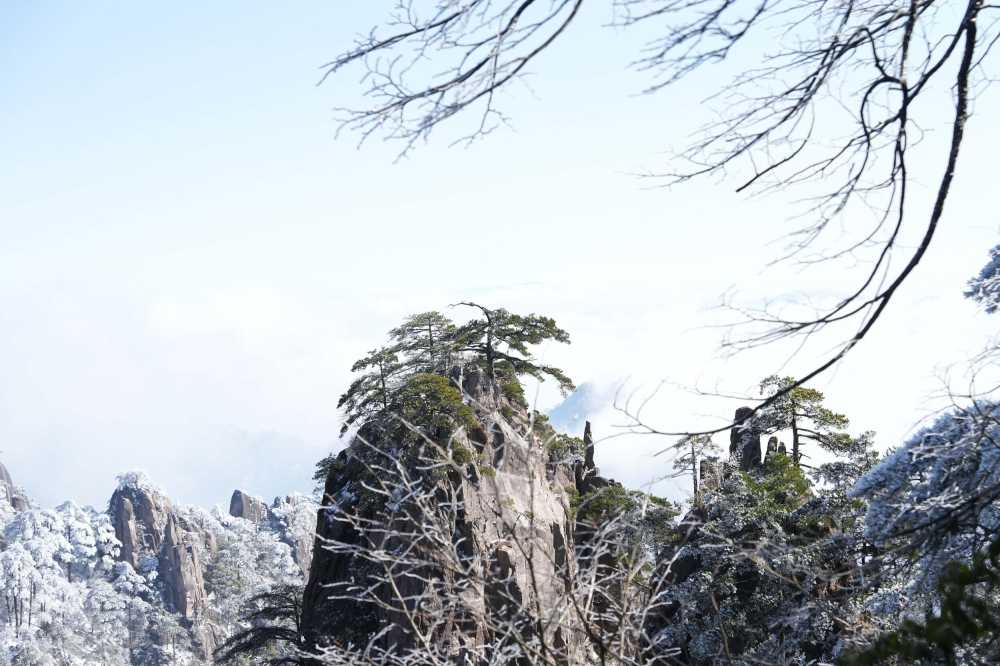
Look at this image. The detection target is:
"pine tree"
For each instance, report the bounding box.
[965,244,1000,312]
[671,435,719,506]
[214,583,304,665]
[452,302,574,393]
[846,531,1000,665]
[336,346,404,435]
[389,311,456,373]
[757,376,850,467]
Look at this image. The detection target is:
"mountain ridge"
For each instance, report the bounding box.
[0,461,317,664]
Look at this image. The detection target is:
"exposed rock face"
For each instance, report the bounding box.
[583,421,596,470]
[159,514,207,620]
[8,494,28,512]
[730,406,761,471]
[0,462,28,513]
[301,364,581,660]
[764,435,778,463]
[0,463,312,664]
[229,489,270,523]
[227,489,315,577]
[574,420,612,496]
[112,496,140,566]
[108,474,174,569]
[108,474,214,657]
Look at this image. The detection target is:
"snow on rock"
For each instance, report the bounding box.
[0,462,316,664]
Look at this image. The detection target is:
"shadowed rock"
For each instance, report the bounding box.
[109,477,173,569]
[158,514,207,620]
[730,407,761,471]
[583,421,595,470]
[301,363,582,661]
[229,489,270,523]
[574,420,611,495]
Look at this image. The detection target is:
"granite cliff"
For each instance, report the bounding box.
[299,364,643,663]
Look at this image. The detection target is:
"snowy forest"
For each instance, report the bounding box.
[0,468,317,664]
[6,0,1000,664]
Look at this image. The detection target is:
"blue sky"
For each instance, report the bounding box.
[2,2,997,509]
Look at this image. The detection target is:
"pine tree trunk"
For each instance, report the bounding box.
[380,364,388,409]
[485,330,495,379]
[427,322,434,368]
[691,442,699,504]
[791,417,800,466]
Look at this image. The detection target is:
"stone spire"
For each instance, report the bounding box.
[583,421,596,472]
[730,407,761,471]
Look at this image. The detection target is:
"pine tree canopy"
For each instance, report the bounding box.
[388,311,457,373]
[335,304,575,438]
[336,346,404,435]
[452,302,575,394]
[758,375,851,465]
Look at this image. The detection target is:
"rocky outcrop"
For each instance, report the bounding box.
[227,489,315,577]
[643,462,861,665]
[112,496,141,566]
[574,420,613,496]
[108,474,214,658]
[0,462,29,512]
[730,406,761,471]
[301,364,582,660]
[158,514,207,619]
[583,420,596,470]
[229,489,270,523]
[0,461,312,664]
[108,473,174,569]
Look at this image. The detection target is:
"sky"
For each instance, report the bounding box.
[1,2,997,510]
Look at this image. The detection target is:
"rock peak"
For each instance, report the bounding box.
[109,475,173,568]
[229,489,270,523]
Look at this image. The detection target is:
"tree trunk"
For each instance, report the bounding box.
[691,441,699,505]
[427,322,434,368]
[485,330,495,379]
[791,416,800,466]
[379,364,388,409]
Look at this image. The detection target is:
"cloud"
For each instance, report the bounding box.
[547,382,619,435]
